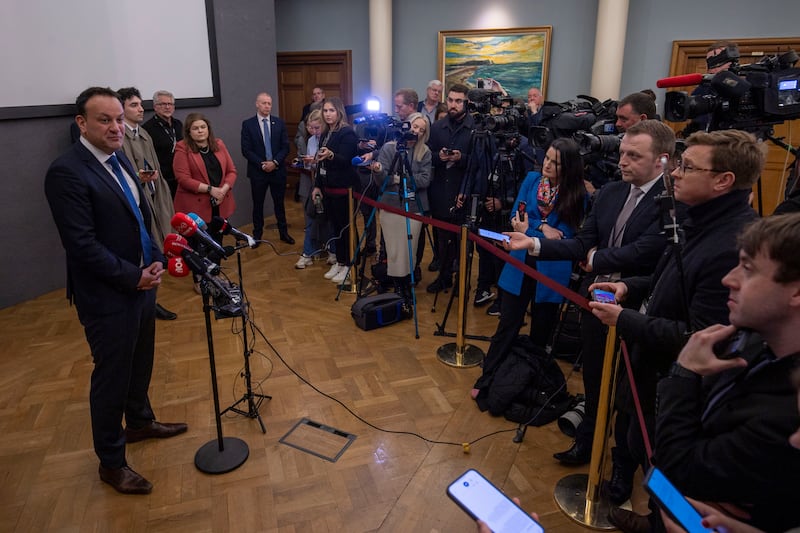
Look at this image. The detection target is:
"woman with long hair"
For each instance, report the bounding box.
[311,97,359,285]
[473,137,587,400]
[370,112,432,299]
[173,113,237,224]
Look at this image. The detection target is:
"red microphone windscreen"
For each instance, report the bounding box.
[164,235,194,258]
[656,73,703,89]
[170,212,198,237]
[167,256,191,277]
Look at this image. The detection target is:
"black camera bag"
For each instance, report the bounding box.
[351,293,408,331]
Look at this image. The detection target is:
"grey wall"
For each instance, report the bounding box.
[0,0,277,308]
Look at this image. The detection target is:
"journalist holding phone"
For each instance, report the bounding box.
[472,138,586,404]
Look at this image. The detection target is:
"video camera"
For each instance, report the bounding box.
[467,88,529,135]
[353,113,416,147]
[664,49,800,132]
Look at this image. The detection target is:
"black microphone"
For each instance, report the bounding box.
[208,216,257,248]
[171,212,228,258]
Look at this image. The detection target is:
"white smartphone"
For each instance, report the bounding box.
[447,469,544,533]
[478,228,510,243]
[644,468,712,533]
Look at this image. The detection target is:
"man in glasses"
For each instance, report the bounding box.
[587,128,764,532]
[142,90,183,198]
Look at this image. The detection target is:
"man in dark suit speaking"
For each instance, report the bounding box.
[45,87,187,495]
[241,92,294,244]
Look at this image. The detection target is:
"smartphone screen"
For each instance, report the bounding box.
[478,228,510,243]
[448,470,544,533]
[592,289,617,304]
[644,468,712,533]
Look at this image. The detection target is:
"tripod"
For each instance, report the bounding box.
[433,129,523,340]
[220,247,271,433]
[341,138,424,337]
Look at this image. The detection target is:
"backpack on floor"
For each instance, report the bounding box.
[351,293,410,331]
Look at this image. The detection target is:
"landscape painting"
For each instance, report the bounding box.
[438,27,552,102]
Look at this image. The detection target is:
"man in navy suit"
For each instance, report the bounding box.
[45,87,187,495]
[505,120,676,504]
[241,92,294,244]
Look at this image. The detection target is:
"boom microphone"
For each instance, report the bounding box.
[208,216,257,248]
[170,212,228,258]
[655,73,705,88]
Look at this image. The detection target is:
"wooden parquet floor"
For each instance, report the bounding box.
[0,199,645,532]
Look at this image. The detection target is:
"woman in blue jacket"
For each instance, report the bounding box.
[473,137,587,398]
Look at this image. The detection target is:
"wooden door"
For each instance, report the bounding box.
[277,50,352,165]
[665,38,800,214]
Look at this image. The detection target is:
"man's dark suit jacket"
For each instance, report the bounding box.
[656,348,800,533]
[45,141,164,315]
[241,115,290,181]
[537,179,667,282]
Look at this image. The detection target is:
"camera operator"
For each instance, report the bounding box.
[426,84,475,293]
[580,91,657,194]
[686,41,739,134]
[586,129,764,532]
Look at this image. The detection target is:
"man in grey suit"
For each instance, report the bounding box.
[241,92,293,244]
[45,87,187,495]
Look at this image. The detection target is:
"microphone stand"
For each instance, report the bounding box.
[657,160,692,333]
[220,245,271,433]
[194,269,249,474]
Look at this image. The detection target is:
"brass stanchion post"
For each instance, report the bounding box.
[437,225,483,367]
[553,325,619,529]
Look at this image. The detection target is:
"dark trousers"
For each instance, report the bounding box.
[79,289,157,468]
[476,239,504,292]
[250,173,288,236]
[326,193,352,265]
[475,260,560,390]
[574,311,636,473]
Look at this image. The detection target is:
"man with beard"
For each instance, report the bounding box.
[426,84,475,293]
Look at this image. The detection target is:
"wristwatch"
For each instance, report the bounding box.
[536,219,547,231]
[669,362,700,380]
[206,184,212,194]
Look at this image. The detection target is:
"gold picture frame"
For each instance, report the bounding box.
[438,27,552,101]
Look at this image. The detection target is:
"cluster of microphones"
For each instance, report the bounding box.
[163,212,257,312]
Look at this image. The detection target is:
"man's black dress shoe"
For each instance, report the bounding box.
[99,465,153,494]
[279,231,295,245]
[608,507,650,533]
[125,421,188,443]
[607,461,634,505]
[155,303,177,321]
[553,440,591,465]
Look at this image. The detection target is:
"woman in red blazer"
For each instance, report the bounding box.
[173,113,237,223]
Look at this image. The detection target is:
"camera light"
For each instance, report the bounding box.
[365,97,381,113]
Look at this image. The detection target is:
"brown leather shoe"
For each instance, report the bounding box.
[608,507,650,533]
[99,465,153,494]
[125,421,188,443]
